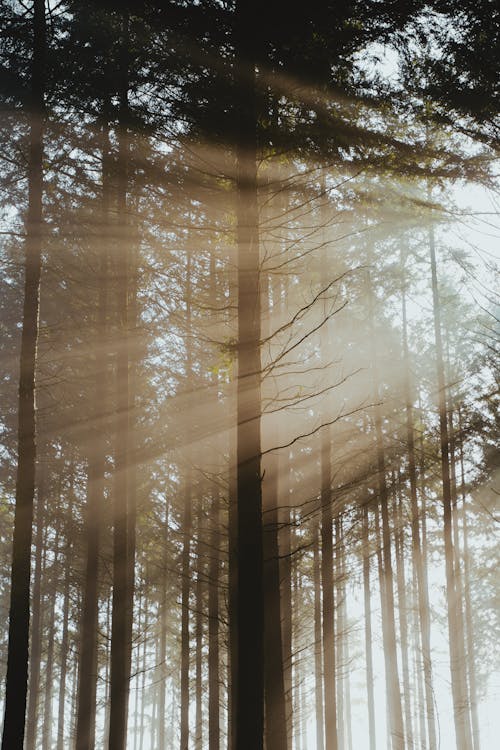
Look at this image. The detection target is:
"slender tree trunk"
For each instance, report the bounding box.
[293,547,302,750]
[313,521,325,750]
[280,486,293,749]
[362,503,376,750]
[76,131,109,748]
[108,12,132,749]
[42,522,60,750]
[394,481,413,750]
[180,254,194,750]
[26,468,46,750]
[1,3,45,747]
[262,272,287,750]
[367,270,405,750]
[428,224,472,750]
[57,466,74,750]
[233,2,264,746]
[340,518,352,750]
[400,247,436,750]
[133,590,142,750]
[180,480,192,750]
[195,506,204,750]
[335,516,344,750]
[138,602,148,750]
[321,425,338,750]
[158,501,169,750]
[458,407,480,750]
[207,252,221,750]
[208,491,220,750]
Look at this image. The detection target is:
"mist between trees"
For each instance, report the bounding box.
[0,1,498,750]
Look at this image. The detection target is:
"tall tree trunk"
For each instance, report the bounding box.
[180,254,194,750]
[42,521,60,750]
[56,464,74,750]
[362,503,376,750]
[180,482,192,750]
[262,265,287,750]
[26,466,46,750]
[233,2,264,747]
[321,425,338,750]
[56,518,71,750]
[335,516,344,750]
[340,518,352,750]
[280,472,293,750]
[400,246,436,750]
[208,491,220,750]
[313,521,325,750]
[428,223,472,750]
[1,2,45,747]
[393,480,413,750]
[158,503,169,750]
[76,123,110,750]
[458,407,480,750]
[195,506,204,750]
[108,12,132,749]
[367,269,405,750]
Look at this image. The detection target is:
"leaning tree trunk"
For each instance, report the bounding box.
[1,2,45,748]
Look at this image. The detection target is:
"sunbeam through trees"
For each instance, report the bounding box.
[0,2,499,750]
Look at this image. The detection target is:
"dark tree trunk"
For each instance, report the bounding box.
[195,506,204,750]
[26,468,46,750]
[313,521,325,750]
[321,426,338,750]
[180,482,192,750]
[262,268,287,750]
[233,1,264,747]
[108,12,132,750]
[158,502,169,750]
[76,125,109,750]
[335,516,344,750]
[1,2,45,748]
[208,491,220,750]
[362,504,376,750]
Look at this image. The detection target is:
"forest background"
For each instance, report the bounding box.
[0,2,498,750]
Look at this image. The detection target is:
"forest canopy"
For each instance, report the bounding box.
[0,2,498,750]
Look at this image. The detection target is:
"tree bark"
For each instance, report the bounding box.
[1,2,45,747]
[108,11,133,749]
[26,467,46,750]
[233,2,264,747]
[313,521,325,750]
[208,490,220,750]
[362,503,376,750]
[321,426,338,750]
